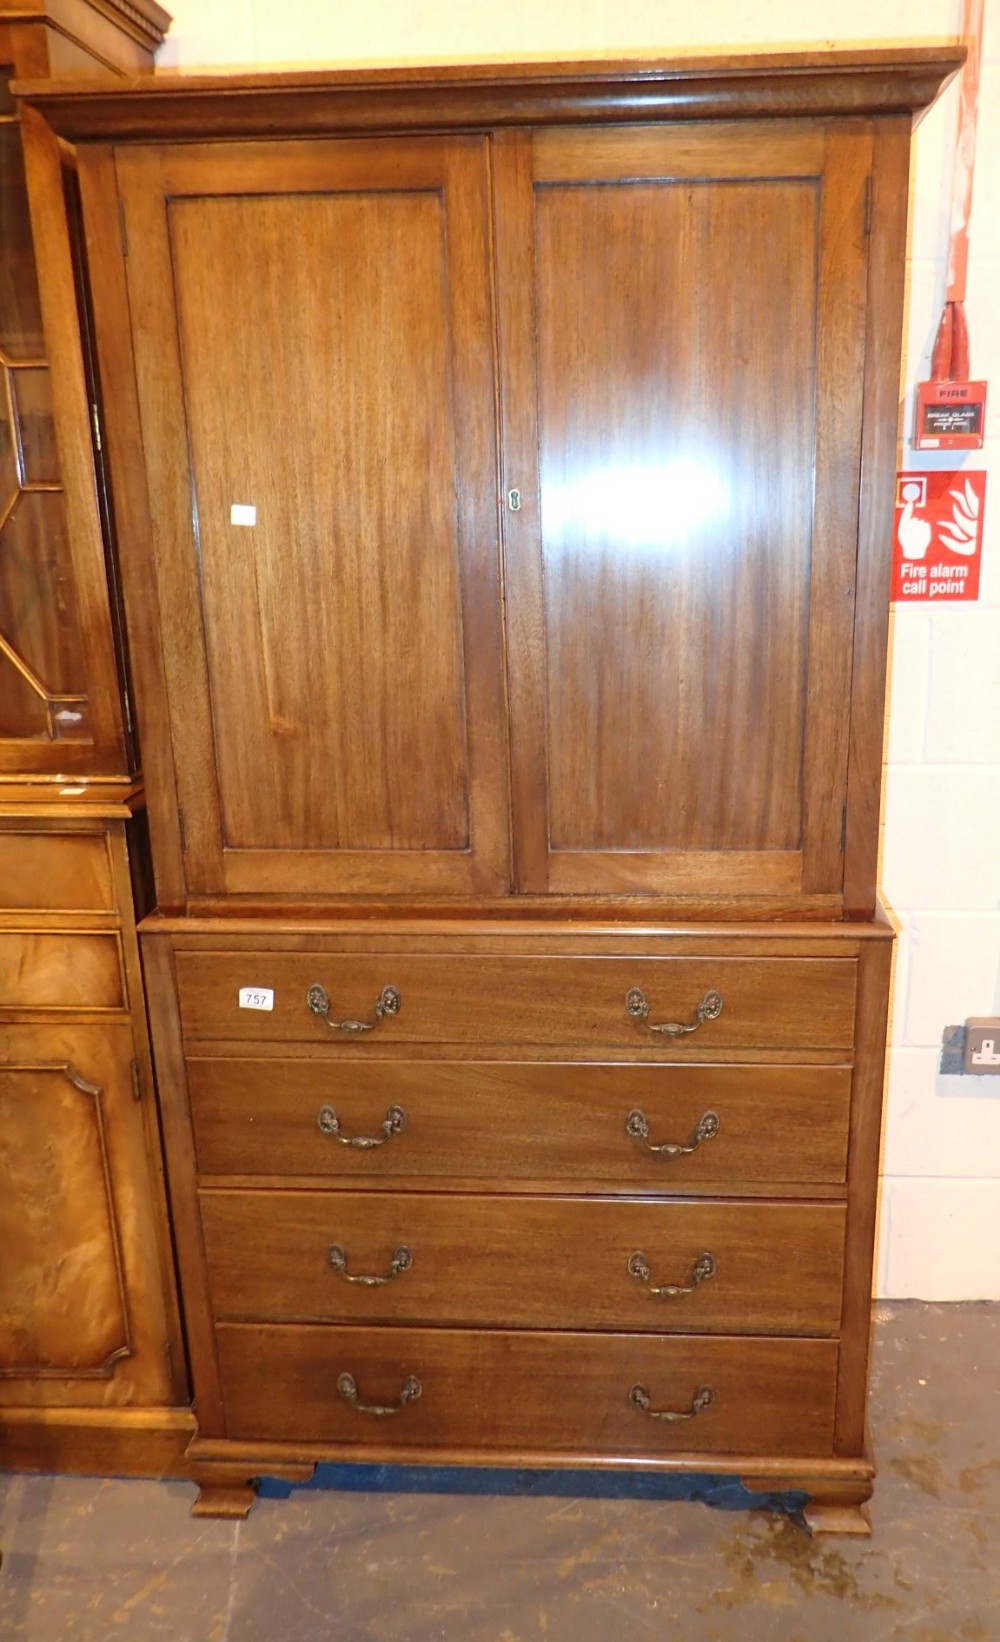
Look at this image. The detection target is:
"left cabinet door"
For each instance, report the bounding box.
[0,1023,176,1406]
[110,135,509,902]
[0,71,128,774]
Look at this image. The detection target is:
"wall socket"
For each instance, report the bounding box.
[964,1019,1000,1075]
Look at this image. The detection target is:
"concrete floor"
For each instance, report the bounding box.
[0,1301,997,1641]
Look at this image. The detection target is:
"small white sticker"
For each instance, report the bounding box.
[238,987,274,1012]
[230,503,257,526]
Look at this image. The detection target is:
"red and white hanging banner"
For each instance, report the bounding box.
[912,0,988,449]
[892,471,987,602]
[947,0,984,305]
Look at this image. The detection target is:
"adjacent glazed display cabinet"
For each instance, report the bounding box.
[0,0,191,1479]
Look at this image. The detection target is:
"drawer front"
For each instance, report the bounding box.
[0,833,114,912]
[0,933,125,1011]
[216,1323,838,1457]
[176,952,857,1050]
[188,1057,852,1186]
[202,1192,846,1335]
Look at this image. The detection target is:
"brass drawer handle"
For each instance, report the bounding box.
[336,1371,421,1417]
[307,983,401,1033]
[626,987,723,1037]
[626,1108,720,1156]
[317,1104,407,1148]
[328,1243,413,1286]
[628,1250,716,1297]
[628,1383,714,1423]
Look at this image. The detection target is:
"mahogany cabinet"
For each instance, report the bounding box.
[0,0,190,1480]
[22,49,962,1529]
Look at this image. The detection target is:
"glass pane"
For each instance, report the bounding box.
[11,367,59,482]
[1,370,17,498]
[0,490,87,698]
[0,648,48,739]
[0,117,46,359]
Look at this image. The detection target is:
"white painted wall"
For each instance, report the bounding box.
[156,0,1000,1299]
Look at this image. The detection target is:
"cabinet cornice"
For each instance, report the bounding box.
[17,46,964,142]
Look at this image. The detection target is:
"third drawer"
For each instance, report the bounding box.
[200,1192,846,1336]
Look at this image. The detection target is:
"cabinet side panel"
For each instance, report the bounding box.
[142,933,225,1434]
[76,145,187,910]
[844,119,912,919]
[836,928,892,1454]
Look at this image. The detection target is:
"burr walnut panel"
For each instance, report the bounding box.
[0,930,124,1010]
[0,829,113,910]
[0,1058,129,1377]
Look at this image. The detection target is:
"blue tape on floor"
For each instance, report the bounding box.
[256,1464,808,1520]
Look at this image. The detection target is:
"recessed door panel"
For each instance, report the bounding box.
[0,1022,176,1408]
[536,179,815,854]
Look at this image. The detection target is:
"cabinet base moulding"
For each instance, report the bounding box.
[188,1461,316,1519]
[0,1407,196,1480]
[185,1438,875,1534]
[742,1471,874,1536]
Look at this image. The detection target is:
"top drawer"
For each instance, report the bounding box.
[174,952,857,1052]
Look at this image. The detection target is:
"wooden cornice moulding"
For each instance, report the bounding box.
[17,46,965,140]
[0,0,171,54]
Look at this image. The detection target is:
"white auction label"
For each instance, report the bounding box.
[230,503,257,526]
[238,987,274,1011]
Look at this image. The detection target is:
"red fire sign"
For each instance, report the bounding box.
[892,470,986,603]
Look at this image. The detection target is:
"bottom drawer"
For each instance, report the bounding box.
[217,1324,838,1459]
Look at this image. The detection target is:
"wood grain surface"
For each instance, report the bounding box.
[0,828,114,910]
[0,930,124,1010]
[202,1191,846,1336]
[187,1057,853,1187]
[174,950,857,1050]
[216,1321,839,1457]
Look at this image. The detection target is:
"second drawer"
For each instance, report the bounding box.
[188,1058,853,1187]
[201,1192,846,1336]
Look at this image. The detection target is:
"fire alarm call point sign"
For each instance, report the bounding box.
[892,470,987,603]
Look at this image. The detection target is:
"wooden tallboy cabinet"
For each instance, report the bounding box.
[0,0,191,1479]
[22,49,962,1529]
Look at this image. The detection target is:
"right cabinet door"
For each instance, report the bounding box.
[495,122,873,901]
